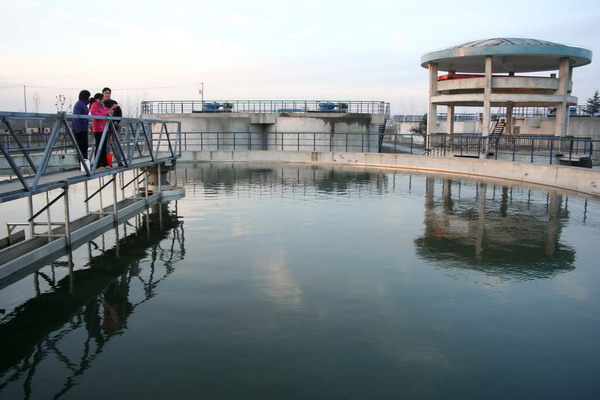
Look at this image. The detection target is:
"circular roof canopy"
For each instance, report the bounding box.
[421,38,592,73]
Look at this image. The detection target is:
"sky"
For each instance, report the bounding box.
[1,0,599,116]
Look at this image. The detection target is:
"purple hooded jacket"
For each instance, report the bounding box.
[72,99,89,132]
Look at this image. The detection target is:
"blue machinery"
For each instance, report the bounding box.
[0,111,183,282]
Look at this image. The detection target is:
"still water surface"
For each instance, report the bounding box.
[1,162,599,399]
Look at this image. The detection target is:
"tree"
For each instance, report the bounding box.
[585,90,600,115]
[409,113,427,136]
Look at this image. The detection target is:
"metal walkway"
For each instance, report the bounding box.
[0,111,183,281]
[1,111,181,202]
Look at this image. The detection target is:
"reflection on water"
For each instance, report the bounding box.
[1,162,599,399]
[0,202,184,398]
[415,178,575,280]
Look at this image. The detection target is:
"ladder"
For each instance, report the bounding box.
[491,120,506,136]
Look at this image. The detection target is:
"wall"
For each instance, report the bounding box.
[180,150,600,199]
[150,112,384,152]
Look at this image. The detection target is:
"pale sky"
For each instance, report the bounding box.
[1,0,599,115]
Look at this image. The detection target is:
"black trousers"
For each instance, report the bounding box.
[75,130,89,159]
[93,131,108,167]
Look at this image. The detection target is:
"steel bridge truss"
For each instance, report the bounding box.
[0,111,181,201]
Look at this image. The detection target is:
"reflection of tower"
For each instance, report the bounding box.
[546,194,562,256]
[475,183,486,261]
[416,178,575,278]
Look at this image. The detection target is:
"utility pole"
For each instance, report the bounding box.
[23,85,29,147]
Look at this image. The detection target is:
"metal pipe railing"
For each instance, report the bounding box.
[141,100,390,116]
[174,131,599,167]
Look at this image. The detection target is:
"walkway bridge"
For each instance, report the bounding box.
[0,111,183,282]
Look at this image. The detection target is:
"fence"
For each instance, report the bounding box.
[392,105,599,123]
[177,131,599,167]
[141,100,390,116]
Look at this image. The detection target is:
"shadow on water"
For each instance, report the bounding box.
[0,202,185,398]
[414,177,575,280]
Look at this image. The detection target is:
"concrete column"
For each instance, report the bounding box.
[555,57,571,138]
[480,56,493,157]
[427,63,438,137]
[506,101,514,136]
[482,56,493,138]
[446,105,455,135]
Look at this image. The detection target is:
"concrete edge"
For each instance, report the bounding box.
[179,150,600,198]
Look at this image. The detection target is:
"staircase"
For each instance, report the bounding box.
[378,121,387,152]
[491,120,506,136]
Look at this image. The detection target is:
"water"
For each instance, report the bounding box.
[1,162,599,399]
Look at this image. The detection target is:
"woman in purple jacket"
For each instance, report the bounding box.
[72,90,91,159]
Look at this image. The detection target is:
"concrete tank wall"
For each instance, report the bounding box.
[180,150,600,199]
[150,112,384,152]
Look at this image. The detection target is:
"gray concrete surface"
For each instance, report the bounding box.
[180,150,600,198]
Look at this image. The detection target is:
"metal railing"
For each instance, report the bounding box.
[141,100,390,116]
[180,131,381,153]
[392,105,599,123]
[421,134,597,166]
[1,112,181,198]
[177,131,599,166]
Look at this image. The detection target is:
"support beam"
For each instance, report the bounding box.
[555,57,572,138]
[427,63,438,138]
[481,56,493,156]
[506,101,514,136]
[446,105,455,135]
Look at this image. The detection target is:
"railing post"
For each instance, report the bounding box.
[550,139,554,165]
[495,138,499,159]
[569,139,574,161]
[443,134,447,156]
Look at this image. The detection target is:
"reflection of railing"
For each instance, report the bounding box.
[0,112,181,197]
[141,100,390,116]
[0,203,184,399]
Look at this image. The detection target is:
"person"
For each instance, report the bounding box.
[72,90,91,160]
[102,87,122,123]
[102,87,124,166]
[90,93,117,168]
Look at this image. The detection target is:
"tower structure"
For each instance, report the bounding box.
[421,38,592,141]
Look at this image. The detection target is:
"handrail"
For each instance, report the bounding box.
[175,131,599,166]
[0,112,181,201]
[141,100,390,116]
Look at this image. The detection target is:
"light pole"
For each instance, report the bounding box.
[200,82,204,107]
[23,85,29,147]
